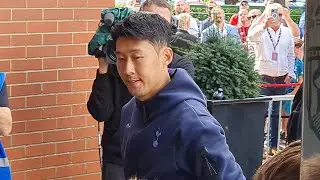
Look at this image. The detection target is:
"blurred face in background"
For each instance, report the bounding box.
[174,0,188,14]
[294,40,304,60]
[142,4,171,22]
[240,1,249,10]
[239,9,249,22]
[211,7,225,24]
[207,0,217,13]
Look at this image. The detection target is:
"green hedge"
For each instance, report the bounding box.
[191,5,303,23]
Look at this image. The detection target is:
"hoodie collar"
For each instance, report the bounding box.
[135,68,206,124]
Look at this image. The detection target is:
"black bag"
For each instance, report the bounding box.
[287,84,303,144]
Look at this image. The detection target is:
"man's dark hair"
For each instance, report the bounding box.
[111,12,172,49]
[140,0,171,11]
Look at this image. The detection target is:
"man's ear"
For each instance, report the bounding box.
[163,47,173,67]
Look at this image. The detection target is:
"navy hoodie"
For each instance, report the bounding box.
[120,68,246,180]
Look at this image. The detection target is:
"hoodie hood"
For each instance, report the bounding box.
[135,68,206,123]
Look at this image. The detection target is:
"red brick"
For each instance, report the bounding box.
[11,108,42,121]
[71,150,99,164]
[43,82,72,94]
[0,60,10,72]
[42,106,72,118]
[0,0,26,8]
[11,59,42,71]
[72,56,97,67]
[43,154,72,167]
[25,168,56,180]
[1,136,11,147]
[58,21,87,32]
[27,0,57,8]
[85,137,99,150]
[72,104,88,115]
[11,121,26,134]
[87,21,99,31]
[85,116,98,126]
[27,46,56,58]
[73,174,101,180]
[56,164,86,178]
[6,72,26,84]
[56,140,85,153]
[11,34,42,46]
[11,84,41,96]
[43,57,72,69]
[88,0,114,7]
[12,133,42,146]
[58,69,88,80]
[12,9,42,21]
[0,35,10,46]
[6,147,26,160]
[43,129,73,142]
[58,0,87,7]
[27,22,57,33]
[0,47,25,59]
[56,116,86,129]
[26,119,57,132]
[26,95,57,108]
[44,9,73,20]
[74,9,101,20]
[72,80,93,91]
[11,157,42,171]
[57,93,86,105]
[0,10,11,21]
[27,70,57,83]
[57,45,86,56]
[73,127,97,139]
[12,172,25,180]
[88,68,97,78]
[43,33,72,45]
[87,161,101,173]
[0,22,26,34]
[26,143,56,157]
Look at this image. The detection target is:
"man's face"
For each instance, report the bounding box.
[175,1,188,14]
[116,37,172,101]
[212,9,225,23]
[207,0,217,13]
[143,4,171,22]
[240,1,249,10]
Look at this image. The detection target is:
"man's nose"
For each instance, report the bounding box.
[123,59,135,75]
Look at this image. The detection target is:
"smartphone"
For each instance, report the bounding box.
[270,8,279,21]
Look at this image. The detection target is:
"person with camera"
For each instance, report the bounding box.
[0,72,12,180]
[87,1,195,179]
[247,3,295,156]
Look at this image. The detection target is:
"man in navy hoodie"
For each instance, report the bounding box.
[111,12,245,180]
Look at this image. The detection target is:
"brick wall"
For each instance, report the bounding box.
[0,0,115,179]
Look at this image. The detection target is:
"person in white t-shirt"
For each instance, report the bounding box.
[247,3,295,156]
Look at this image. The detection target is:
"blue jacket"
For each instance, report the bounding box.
[120,68,245,180]
[0,73,11,180]
[201,23,240,43]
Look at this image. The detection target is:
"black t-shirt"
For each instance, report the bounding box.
[0,81,8,107]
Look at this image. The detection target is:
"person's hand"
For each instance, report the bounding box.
[282,7,291,20]
[263,16,274,29]
[97,46,108,74]
[284,75,292,84]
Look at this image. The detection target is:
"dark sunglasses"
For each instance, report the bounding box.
[295,43,303,48]
[249,15,257,20]
[241,3,248,6]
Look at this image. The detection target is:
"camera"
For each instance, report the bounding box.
[270,8,279,21]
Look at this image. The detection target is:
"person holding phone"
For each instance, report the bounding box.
[247,3,295,156]
[0,72,12,180]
